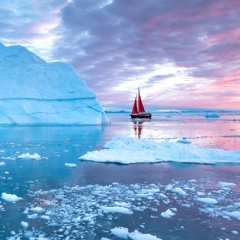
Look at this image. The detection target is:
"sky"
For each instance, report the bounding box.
[1,0,240,111]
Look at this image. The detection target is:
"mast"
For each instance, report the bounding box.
[137,88,146,113]
[131,95,138,114]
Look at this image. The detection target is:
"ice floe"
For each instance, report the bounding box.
[79,136,240,164]
[110,227,161,240]
[64,163,77,168]
[223,211,240,220]
[21,221,29,229]
[100,206,133,214]
[161,208,177,218]
[128,230,161,240]
[30,206,45,213]
[172,187,187,196]
[218,181,237,188]
[1,193,22,203]
[4,179,239,239]
[111,227,129,239]
[197,197,218,205]
[18,153,41,159]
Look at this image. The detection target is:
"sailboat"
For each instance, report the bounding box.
[130,88,152,119]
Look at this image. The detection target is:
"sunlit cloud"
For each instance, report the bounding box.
[0,0,240,110]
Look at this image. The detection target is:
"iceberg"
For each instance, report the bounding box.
[0,43,109,125]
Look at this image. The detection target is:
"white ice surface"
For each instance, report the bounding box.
[1,192,22,202]
[218,182,237,188]
[65,163,77,168]
[5,180,239,239]
[111,227,129,239]
[79,136,240,164]
[100,206,133,214]
[223,211,240,220]
[110,227,162,240]
[128,230,162,240]
[21,221,29,229]
[18,153,41,159]
[30,207,45,213]
[161,208,177,218]
[197,198,218,205]
[0,43,109,125]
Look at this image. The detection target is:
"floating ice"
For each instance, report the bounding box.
[223,211,240,220]
[21,221,29,229]
[197,198,218,205]
[111,227,129,239]
[41,215,50,220]
[0,161,5,166]
[172,187,187,196]
[5,180,239,239]
[128,230,162,240]
[1,156,16,160]
[27,213,38,219]
[161,208,177,218]
[30,207,45,213]
[79,136,240,164]
[1,192,22,202]
[218,182,236,188]
[65,163,77,168]
[101,206,133,214]
[18,153,41,159]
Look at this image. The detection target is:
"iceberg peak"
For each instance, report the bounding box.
[0,43,44,64]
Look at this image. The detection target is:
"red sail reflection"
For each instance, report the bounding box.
[132,121,143,139]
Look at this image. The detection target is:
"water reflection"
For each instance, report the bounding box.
[0,126,106,192]
[132,121,143,138]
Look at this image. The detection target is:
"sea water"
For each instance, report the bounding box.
[0,110,240,239]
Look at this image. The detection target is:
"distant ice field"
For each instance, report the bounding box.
[0,111,240,239]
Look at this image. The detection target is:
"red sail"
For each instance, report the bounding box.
[138,88,146,113]
[131,96,138,114]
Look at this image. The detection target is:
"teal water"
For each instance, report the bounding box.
[0,112,240,239]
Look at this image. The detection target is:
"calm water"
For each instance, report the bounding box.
[0,111,240,239]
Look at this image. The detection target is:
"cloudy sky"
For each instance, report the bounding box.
[1,0,240,110]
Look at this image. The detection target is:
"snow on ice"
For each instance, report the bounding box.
[218,182,237,188]
[111,227,162,240]
[0,43,109,125]
[111,227,129,239]
[161,208,177,218]
[0,161,5,166]
[64,163,77,168]
[18,153,41,159]
[21,221,29,229]
[197,198,218,205]
[3,179,239,239]
[128,230,162,240]
[79,136,240,164]
[1,193,22,203]
[100,206,133,214]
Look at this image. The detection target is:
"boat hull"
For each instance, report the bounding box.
[130,113,152,119]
